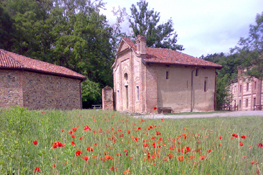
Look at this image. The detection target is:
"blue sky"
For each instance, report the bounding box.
[101,0,263,57]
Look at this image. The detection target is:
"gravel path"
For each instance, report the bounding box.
[134,111,263,119]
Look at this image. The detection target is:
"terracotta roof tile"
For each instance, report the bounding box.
[121,37,222,69]
[0,49,86,80]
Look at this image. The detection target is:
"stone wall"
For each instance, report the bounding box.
[23,71,81,110]
[0,70,23,108]
[102,86,114,110]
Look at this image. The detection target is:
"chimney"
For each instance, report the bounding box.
[136,35,146,55]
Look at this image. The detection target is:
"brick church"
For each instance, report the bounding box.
[112,35,222,113]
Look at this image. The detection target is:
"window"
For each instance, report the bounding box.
[240,85,242,93]
[124,73,128,80]
[247,83,249,91]
[136,86,139,101]
[204,77,208,92]
[195,69,198,76]
[166,71,169,79]
[246,99,248,107]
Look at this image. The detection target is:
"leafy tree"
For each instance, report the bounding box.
[129,0,183,50]
[234,12,263,79]
[81,79,101,108]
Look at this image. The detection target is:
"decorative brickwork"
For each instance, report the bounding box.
[102,86,114,110]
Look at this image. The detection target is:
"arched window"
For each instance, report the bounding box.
[124,73,128,80]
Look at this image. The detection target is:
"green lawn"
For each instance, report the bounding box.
[0,106,262,174]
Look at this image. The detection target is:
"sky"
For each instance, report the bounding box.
[101,0,263,57]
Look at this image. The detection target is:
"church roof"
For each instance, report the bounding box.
[122,37,222,69]
[0,49,86,80]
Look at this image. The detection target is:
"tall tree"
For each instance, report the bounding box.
[234,12,263,79]
[129,0,183,51]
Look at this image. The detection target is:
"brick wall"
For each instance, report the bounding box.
[22,71,81,110]
[0,70,23,108]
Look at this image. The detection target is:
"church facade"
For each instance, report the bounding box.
[112,36,222,113]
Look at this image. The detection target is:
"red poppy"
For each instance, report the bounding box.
[178,156,183,162]
[110,166,117,171]
[124,149,128,152]
[257,143,263,148]
[79,136,84,140]
[87,147,93,152]
[161,118,163,121]
[219,136,222,139]
[71,141,75,146]
[71,134,76,138]
[199,155,205,160]
[83,125,91,131]
[156,131,161,135]
[94,143,97,147]
[61,129,64,132]
[239,142,243,147]
[241,135,247,139]
[32,140,37,145]
[76,150,82,156]
[207,149,211,153]
[52,141,65,148]
[153,107,157,110]
[232,134,238,138]
[124,169,131,174]
[219,143,222,147]
[53,164,56,168]
[72,127,77,132]
[143,143,148,147]
[34,167,40,172]
[82,156,89,161]
[105,155,112,160]
[128,130,130,134]
[137,127,141,131]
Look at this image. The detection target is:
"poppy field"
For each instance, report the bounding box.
[0,106,262,174]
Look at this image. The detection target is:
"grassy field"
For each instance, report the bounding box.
[0,106,262,174]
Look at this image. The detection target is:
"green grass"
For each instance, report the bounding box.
[0,106,262,174]
[165,111,229,115]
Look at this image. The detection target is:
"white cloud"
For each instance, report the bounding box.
[101,0,263,57]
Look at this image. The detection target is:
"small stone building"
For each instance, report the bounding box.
[112,36,222,113]
[230,68,262,111]
[0,49,86,110]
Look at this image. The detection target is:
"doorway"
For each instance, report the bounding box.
[125,85,128,109]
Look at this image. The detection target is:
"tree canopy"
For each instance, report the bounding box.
[129,0,183,51]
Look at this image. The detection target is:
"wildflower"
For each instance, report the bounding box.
[82,156,89,161]
[61,129,64,132]
[52,141,65,148]
[239,142,243,147]
[124,149,128,152]
[87,147,93,152]
[207,149,211,153]
[71,141,75,146]
[249,146,252,149]
[71,134,76,138]
[110,166,117,171]
[219,136,222,139]
[232,134,238,138]
[94,143,97,147]
[137,127,141,131]
[257,143,263,148]
[161,118,163,121]
[156,131,161,135]
[219,143,222,147]
[251,161,255,165]
[79,136,84,140]
[143,143,148,147]
[178,156,183,162]
[34,167,40,172]
[241,135,247,139]
[76,150,82,156]
[53,164,56,168]
[83,125,91,131]
[200,155,205,160]
[105,155,112,160]
[128,130,130,134]
[124,169,131,174]
[153,107,157,110]
[32,140,37,145]
[72,127,77,132]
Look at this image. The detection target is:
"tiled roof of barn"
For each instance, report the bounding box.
[122,37,222,69]
[0,49,86,80]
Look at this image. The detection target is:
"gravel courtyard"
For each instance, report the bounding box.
[134,111,263,119]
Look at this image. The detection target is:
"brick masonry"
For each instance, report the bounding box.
[0,69,82,110]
